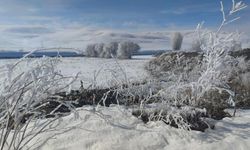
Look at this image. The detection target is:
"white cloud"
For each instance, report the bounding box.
[159,3,219,15]
[4,26,54,34]
[1,23,250,51]
[0,0,249,50]
[0,24,198,50]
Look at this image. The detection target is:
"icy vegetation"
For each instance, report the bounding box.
[0,57,79,150]
[146,0,249,120]
[85,42,140,59]
[171,32,183,51]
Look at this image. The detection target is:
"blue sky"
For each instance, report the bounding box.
[0,0,249,49]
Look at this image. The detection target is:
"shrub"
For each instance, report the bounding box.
[171,32,183,51]
[145,0,248,120]
[0,57,77,149]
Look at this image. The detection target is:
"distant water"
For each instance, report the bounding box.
[134,50,165,56]
[0,50,166,59]
[0,51,82,59]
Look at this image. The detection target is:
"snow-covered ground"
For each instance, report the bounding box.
[26,106,250,150]
[0,57,150,89]
[1,57,250,150]
[58,57,150,88]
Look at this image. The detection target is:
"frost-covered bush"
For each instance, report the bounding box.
[193,0,247,110]
[145,0,248,120]
[146,49,250,111]
[179,1,246,112]
[0,57,77,149]
[117,42,140,59]
[171,32,183,51]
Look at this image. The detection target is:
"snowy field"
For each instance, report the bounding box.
[0,56,150,89]
[1,56,250,150]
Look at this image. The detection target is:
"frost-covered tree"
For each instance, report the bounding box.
[171,32,183,51]
[100,42,118,58]
[85,44,97,57]
[86,42,140,59]
[95,43,104,57]
[117,42,140,59]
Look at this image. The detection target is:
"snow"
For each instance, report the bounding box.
[27,106,250,150]
[58,57,150,88]
[132,55,154,59]
[0,57,150,89]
